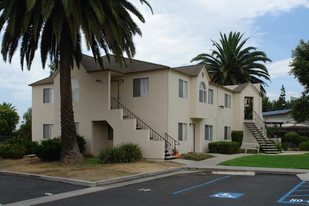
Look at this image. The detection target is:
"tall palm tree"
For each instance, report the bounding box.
[191,32,271,92]
[0,0,152,164]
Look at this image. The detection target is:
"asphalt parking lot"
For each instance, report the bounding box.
[38,172,305,206]
[0,174,86,205]
[2,172,309,206]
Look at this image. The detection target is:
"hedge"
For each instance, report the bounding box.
[231,131,243,145]
[208,141,240,154]
[0,138,38,159]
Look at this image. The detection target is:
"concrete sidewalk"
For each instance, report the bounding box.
[168,151,309,180]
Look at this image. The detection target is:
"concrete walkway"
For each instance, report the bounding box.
[168,152,309,180]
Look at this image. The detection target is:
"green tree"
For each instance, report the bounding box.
[291,93,309,123]
[0,102,19,136]
[262,95,273,112]
[273,85,287,110]
[17,108,32,140]
[289,39,309,93]
[0,0,151,164]
[191,32,271,92]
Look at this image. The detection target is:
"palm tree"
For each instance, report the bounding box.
[191,32,271,92]
[0,0,152,164]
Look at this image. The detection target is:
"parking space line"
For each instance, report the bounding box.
[277,181,309,205]
[173,175,230,195]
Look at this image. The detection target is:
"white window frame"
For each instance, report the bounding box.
[224,94,231,108]
[43,88,54,103]
[178,123,187,141]
[205,125,213,141]
[224,126,231,140]
[179,79,188,99]
[208,89,214,104]
[133,78,149,97]
[199,82,206,103]
[43,124,54,139]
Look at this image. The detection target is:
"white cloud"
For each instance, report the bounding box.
[267,58,292,79]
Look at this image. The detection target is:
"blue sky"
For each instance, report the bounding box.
[0,0,308,124]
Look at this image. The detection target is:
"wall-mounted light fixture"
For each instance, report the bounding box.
[120,79,124,83]
[219,105,224,108]
[96,79,102,84]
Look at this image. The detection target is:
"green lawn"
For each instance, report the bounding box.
[220,153,309,169]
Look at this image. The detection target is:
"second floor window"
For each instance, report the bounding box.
[71,78,80,102]
[179,79,188,98]
[208,89,214,104]
[199,82,206,103]
[225,94,231,108]
[43,88,54,103]
[133,78,149,97]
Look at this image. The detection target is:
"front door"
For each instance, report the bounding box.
[244,97,253,120]
[111,81,119,100]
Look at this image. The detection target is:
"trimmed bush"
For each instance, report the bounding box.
[34,138,61,161]
[283,132,300,148]
[208,141,240,154]
[76,135,86,154]
[0,138,38,159]
[281,142,288,151]
[299,136,309,143]
[180,153,214,161]
[99,143,142,164]
[299,141,309,151]
[34,136,86,161]
[231,131,243,145]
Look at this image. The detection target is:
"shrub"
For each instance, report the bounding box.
[76,135,86,154]
[119,143,142,163]
[180,153,214,161]
[281,142,288,151]
[231,131,243,145]
[0,138,38,159]
[34,138,61,161]
[34,136,86,161]
[99,143,142,164]
[299,136,309,143]
[208,141,240,154]
[283,132,300,148]
[299,141,309,151]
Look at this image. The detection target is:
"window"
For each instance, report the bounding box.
[224,94,231,108]
[71,78,80,102]
[43,124,54,139]
[75,122,79,134]
[43,88,54,103]
[179,79,188,98]
[199,82,206,103]
[224,126,231,140]
[178,123,187,141]
[208,89,214,104]
[205,125,213,141]
[133,78,149,97]
[108,124,114,140]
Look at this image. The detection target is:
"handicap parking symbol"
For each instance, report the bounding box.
[210,192,244,199]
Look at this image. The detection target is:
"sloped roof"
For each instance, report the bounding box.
[29,76,54,86]
[172,64,204,76]
[233,83,250,92]
[81,54,170,73]
[263,109,292,116]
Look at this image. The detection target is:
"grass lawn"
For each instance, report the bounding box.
[220,153,309,169]
[0,157,182,181]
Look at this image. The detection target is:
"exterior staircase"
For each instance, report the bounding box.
[244,120,279,154]
[110,97,180,159]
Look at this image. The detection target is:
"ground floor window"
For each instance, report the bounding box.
[178,123,187,141]
[224,126,231,140]
[205,125,213,140]
[43,124,54,139]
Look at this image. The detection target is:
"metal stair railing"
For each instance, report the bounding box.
[110,98,179,152]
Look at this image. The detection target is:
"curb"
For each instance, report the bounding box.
[0,167,183,187]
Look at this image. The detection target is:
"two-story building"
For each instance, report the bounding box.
[30,54,272,160]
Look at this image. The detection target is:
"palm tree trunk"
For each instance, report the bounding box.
[59,24,84,164]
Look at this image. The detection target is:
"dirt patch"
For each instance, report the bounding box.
[0,157,182,181]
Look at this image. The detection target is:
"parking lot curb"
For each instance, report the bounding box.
[0,167,183,187]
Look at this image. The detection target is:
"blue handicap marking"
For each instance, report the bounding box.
[210,192,244,199]
[278,181,309,205]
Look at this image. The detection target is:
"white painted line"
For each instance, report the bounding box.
[212,171,255,176]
